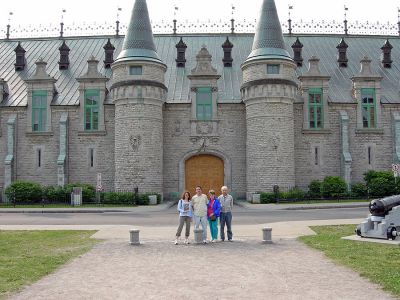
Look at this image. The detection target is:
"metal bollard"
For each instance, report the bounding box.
[262,227,273,244]
[194,229,203,244]
[129,229,140,245]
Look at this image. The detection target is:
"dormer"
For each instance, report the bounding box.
[188,46,221,121]
[77,57,108,133]
[222,37,233,67]
[175,37,187,68]
[103,39,115,69]
[298,56,331,131]
[291,37,303,67]
[14,42,26,71]
[381,39,392,69]
[336,38,348,67]
[25,59,57,133]
[351,56,383,130]
[59,40,70,70]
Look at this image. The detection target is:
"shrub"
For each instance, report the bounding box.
[103,192,135,205]
[281,187,306,200]
[364,170,395,197]
[321,176,347,198]
[350,182,368,197]
[308,180,322,198]
[5,181,42,204]
[64,183,95,203]
[43,186,67,202]
[260,192,276,204]
[369,177,395,197]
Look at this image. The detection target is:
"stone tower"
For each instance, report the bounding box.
[241,0,297,192]
[111,0,167,193]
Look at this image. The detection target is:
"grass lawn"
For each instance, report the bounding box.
[0,230,99,299]
[299,225,400,297]
[276,199,369,204]
[0,204,136,208]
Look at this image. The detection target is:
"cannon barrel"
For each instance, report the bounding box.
[369,195,400,217]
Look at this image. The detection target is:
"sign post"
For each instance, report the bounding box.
[96,173,103,203]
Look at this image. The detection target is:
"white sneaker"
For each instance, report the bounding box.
[211,239,216,243]
[203,240,208,244]
[184,239,190,244]
[174,239,178,245]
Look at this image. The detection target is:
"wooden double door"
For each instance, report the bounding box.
[185,154,224,195]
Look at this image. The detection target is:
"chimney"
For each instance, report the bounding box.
[336,38,348,67]
[59,40,70,70]
[103,39,115,68]
[222,37,234,67]
[175,37,187,68]
[381,39,392,68]
[14,42,26,71]
[291,37,303,67]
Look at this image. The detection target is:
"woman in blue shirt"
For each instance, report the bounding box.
[174,191,193,245]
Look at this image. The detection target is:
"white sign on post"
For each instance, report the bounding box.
[395,171,399,178]
[96,173,103,192]
[392,164,399,172]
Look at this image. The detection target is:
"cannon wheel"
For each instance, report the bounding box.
[355,225,361,237]
[387,227,397,240]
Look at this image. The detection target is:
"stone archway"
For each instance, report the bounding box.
[185,154,224,193]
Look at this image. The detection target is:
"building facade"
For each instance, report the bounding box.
[1,0,400,200]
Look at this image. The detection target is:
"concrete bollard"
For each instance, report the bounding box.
[129,229,140,245]
[194,229,203,244]
[262,227,273,244]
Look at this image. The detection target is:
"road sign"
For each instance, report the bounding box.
[96,173,103,192]
[392,164,400,172]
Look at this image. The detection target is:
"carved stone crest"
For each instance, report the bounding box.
[196,122,213,135]
[129,135,141,152]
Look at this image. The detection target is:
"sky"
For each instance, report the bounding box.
[1,0,399,31]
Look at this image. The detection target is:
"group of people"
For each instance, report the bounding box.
[174,185,233,244]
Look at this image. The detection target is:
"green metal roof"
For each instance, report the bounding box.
[245,0,292,63]
[115,0,162,64]
[0,34,400,106]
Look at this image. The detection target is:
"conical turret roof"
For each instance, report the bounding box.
[115,0,162,64]
[245,0,292,63]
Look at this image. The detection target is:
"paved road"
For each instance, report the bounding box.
[0,206,368,226]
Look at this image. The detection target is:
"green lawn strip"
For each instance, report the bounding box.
[0,204,137,208]
[299,225,400,297]
[0,230,99,299]
[276,199,369,205]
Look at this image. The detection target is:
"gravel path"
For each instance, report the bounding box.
[9,238,395,300]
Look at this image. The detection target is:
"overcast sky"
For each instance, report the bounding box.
[1,0,399,30]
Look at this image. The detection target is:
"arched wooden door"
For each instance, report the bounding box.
[185,154,224,194]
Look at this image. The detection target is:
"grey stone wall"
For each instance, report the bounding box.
[113,98,164,193]
[163,103,246,199]
[294,103,397,189]
[294,103,342,189]
[67,105,115,190]
[0,106,115,191]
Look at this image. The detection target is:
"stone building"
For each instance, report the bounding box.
[0,0,399,200]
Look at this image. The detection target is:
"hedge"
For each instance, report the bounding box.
[321,176,347,198]
[5,181,43,204]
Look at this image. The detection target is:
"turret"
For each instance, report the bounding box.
[111,0,167,194]
[241,0,297,193]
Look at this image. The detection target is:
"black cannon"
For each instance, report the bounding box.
[356,195,400,240]
[369,195,400,217]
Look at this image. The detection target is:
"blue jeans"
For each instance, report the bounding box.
[193,215,208,241]
[220,212,232,240]
[208,218,218,240]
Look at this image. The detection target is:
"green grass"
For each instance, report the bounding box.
[299,225,400,297]
[0,230,99,299]
[0,204,137,208]
[276,199,369,204]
